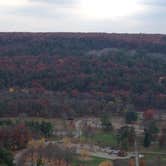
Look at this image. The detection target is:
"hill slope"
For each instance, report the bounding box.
[0,33,166,117]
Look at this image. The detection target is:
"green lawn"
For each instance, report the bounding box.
[74,155,166,166]
[81,132,117,147]
[73,156,113,166]
[92,132,117,146]
[143,154,166,166]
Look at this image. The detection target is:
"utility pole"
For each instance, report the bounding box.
[135,139,139,166]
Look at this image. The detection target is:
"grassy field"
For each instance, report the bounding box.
[72,152,166,166]
[139,145,166,153]
[81,131,117,147]
[143,154,166,166]
[73,156,113,166]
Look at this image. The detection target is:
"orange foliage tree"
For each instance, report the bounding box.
[128,158,135,166]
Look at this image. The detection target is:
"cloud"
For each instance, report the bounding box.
[0,0,166,33]
[29,0,76,6]
[3,0,79,19]
[140,0,166,6]
[30,0,74,3]
[0,0,28,7]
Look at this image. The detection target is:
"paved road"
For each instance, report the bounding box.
[14,140,134,165]
[74,119,82,138]
[89,151,135,160]
[76,148,135,160]
[70,143,136,160]
[14,118,166,165]
[14,149,28,166]
[15,139,166,166]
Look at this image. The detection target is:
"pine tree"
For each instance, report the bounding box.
[144,131,151,147]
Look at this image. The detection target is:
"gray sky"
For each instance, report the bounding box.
[0,0,166,33]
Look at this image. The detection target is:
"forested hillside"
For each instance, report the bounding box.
[0,33,166,117]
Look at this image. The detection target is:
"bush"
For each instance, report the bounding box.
[0,148,14,166]
[125,111,138,123]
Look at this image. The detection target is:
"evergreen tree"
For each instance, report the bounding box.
[144,131,152,147]
[0,148,14,166]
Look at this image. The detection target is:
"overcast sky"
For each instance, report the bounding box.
[0,0,166,33]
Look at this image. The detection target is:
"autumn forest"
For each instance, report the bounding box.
[0,33,165,117]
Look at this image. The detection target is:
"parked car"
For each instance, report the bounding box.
[118,150,127,157]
